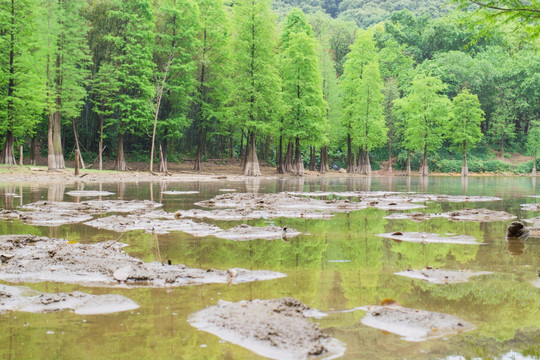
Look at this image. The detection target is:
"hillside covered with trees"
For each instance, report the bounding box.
[0,0,538,176]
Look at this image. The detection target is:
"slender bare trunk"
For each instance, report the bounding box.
[284,142,294,173]
[461,141,468,177]
[277,134,284,174]
[194,127,204,171]
[292,137,304,176]
[346,134,353,173]
[388,142,393,173]
[98,111,104,170]
[72,118,85,169]
[159,135,168,172]
[532,150,537,176]
[30,137,37,166]
[406,149,411,176]
[309,146,316,171]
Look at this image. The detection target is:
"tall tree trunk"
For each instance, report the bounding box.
[284,142,294,173]
[461,141,468,177]
[501,138,504,158]
[0,131,16,165]
[388,142,393,173]
[115,133,128,171]
[364,150,371,175]
[277,134,284,174]
[293,137,304,176]
[159,135,168,172]
[357,147,364,174]
[309,146,316,171]
[194,127,204,171]
[30,137,37,166]
[420,146,428,176]
[98,111,104,170]
[239,131,244,167]
[346,134,353,173]
[243,132,261,176]
[532,150,537,176]
[406,149,411,176]
[48,113,55,170]
[72,118,85,169]
[319,146,329,174]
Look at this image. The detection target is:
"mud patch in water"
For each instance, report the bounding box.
[359,302,475,341]
[66,190,115,197]
[377,232,481,244]
[395,268,492,284]
[385,209,516,222]
[0,235,285,287]
[189,297,345,360]
[0,284,139,315]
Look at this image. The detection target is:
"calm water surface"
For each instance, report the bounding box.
[0,176,539,360]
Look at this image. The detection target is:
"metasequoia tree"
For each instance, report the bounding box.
[107,0,155,171]
[231,0,280,176]
[191,0,231,172]
[152,0,200,172]
[0,0,45,165]
[447,88,484,176]
[394,74,451,176]
[40,0,90,170]
[341,30,384,173]
[527,120,540,176]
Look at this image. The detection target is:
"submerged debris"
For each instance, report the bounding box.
[359,301,475,341]
[189,298,345,360]
[386,209,516,222]
[0,235,286,287]
[395,268,492,284]
[377,232,481,244]
[0,284,139,315]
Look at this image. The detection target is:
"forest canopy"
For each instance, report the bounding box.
[0,0,538,175]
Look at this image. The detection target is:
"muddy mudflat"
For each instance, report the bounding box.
[189,298,345,360]
[377,232,481,244]
[0,235,285,287]
[385,208,516,222]
[395,268,492,284]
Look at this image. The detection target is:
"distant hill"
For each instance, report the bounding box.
[272,0,448,27]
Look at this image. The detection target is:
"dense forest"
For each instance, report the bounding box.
[0,0,539,175]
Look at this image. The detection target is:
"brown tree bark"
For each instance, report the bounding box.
[420,144,429,176]
[194,127,204,171]
[0,131,16,165]
[277,134,284,174]
[346,134,354,173]
[292,137,304,176]
[388,142,393,173]
[309,146,316,171]
[30,137,37,166]
[406,149,411,176]
[284,142,294,173]
[243,132,261,176]
[159,133,168,173]
[461,141,468,177]
[115,133,128,171]
[319,146,329,174]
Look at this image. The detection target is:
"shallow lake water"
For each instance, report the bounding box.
[0,176,539,360]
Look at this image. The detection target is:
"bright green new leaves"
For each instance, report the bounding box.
[153,0,200,141]
[107,0,155,136]
[282,17,326,145]
[448,88,484,153]
[394,73,451,159]
[0,0,45,163]
[230,0,281,136]
[342,30,387,152]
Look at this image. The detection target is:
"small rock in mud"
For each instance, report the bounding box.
[377,232,481,245]
[0,235,285,287]
[386,209,516,222]
[359,302,475,341]
[0,284,139,315]
[188,298,345,360]
[506,221,529,239]
[395,268,492,284]
[213,224,301,241]
[66,190,115,197]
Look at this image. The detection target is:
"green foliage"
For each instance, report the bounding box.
[107,0,155,136]
[394,73,451,155]
[447,88,484,153]
[230,0,281,136]
[0,0,45,140]
[282,10,327,145]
